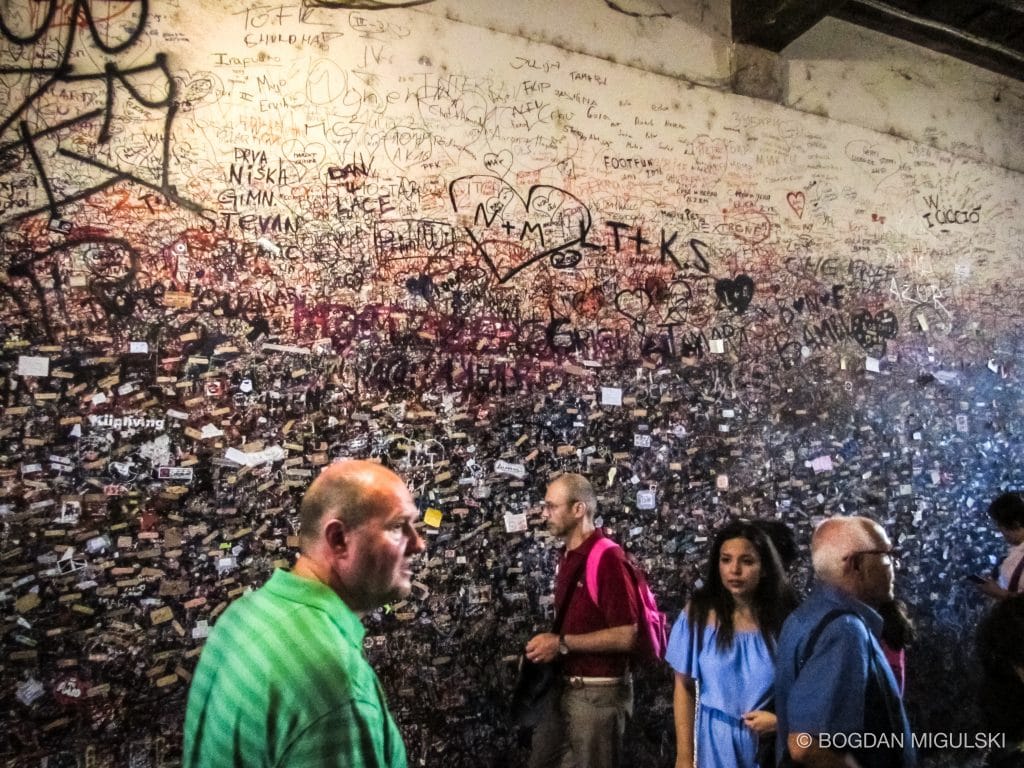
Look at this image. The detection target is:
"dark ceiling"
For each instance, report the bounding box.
[732,0,1024,83]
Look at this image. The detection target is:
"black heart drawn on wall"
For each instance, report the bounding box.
[614,289,654,322]
[483,150,514,177]
[850,309,898,351]
[714,275,755,314]
[405,274,434,300]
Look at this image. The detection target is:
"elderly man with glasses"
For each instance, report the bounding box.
[774,516,917,768]
[523,473,640,768]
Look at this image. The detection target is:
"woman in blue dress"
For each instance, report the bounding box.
[669,520,798,768]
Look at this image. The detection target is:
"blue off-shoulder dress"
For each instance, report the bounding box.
[666,611,775,768]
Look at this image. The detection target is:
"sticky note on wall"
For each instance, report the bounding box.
[601,387,623,405]
[17,356,49,377]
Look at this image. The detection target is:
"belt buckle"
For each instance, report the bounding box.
[567,676,585,689]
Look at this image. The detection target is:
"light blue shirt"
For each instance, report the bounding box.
[774,583,916,768]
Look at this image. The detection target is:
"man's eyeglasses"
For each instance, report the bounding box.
[845,548,900,566]
[537,499,576,512]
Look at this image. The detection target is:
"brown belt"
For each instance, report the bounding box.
[565,675,626,689]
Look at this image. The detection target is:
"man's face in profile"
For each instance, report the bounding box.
[858,527,896,606]
[343,481,424,610]
[541,482,578,539]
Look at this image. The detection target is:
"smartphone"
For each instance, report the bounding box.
[966,574,987,584]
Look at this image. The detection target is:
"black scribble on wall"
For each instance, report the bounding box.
[449,175,600,283]
[0,0,201,224]
[603,1,671,19]
[304,0,436,9]
[2,235,151,342]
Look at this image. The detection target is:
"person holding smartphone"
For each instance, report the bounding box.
[973,492,1024,600]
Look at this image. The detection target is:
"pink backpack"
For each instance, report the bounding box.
[585,538,668,665]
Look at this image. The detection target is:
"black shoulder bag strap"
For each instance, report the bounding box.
[511,551,590,728]
[790,609,906,768]
[1008,554,1024,593]
[552,550,589,635]
[793,608,857,675]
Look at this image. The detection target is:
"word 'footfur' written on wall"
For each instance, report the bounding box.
[1,1,1022,766]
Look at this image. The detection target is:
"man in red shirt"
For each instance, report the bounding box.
[524,473,640,768]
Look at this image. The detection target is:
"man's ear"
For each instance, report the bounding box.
[845,554,862,577]
[323,518,349,557]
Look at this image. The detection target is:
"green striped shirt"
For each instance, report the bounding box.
[183,569,407,768]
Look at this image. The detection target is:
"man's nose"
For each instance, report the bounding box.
[408,529,426,555]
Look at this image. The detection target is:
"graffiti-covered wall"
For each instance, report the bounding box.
[1,1,1023,766]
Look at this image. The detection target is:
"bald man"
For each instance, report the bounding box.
[183,460,425,768]
[774,516,916,768]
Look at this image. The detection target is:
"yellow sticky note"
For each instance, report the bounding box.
[423,508,443,528]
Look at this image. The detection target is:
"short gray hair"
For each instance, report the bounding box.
[552,473,598,519]
[810,516,883,583]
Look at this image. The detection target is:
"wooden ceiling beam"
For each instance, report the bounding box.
[835,0,1024,82]
[732,0,851,51]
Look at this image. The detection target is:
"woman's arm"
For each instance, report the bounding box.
[673,672,697,768]
[740,709,776,735]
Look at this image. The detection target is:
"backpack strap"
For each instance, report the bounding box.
[584,537,619,605]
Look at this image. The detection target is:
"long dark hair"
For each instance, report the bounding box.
[878,599,916,651]
[688,519,798,652]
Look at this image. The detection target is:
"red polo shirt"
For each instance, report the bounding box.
[556,529,639,677]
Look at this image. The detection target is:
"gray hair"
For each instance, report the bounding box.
[552,473,598,519]
[810,516,884,583]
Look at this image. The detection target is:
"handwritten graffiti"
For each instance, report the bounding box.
[3,9,1017,765]
[305,1,436,12]
[849,308,898,353]
[0,0,200,225]
[921,195,981,228]
[448,175,597,282]
[327,156,372,193]
[1,234,161,341]
[786,190,805,218]
[714,275,754,314]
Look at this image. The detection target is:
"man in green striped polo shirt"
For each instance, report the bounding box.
[183,460,425,767]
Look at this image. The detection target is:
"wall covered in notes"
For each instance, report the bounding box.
[1,1,1022,766]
